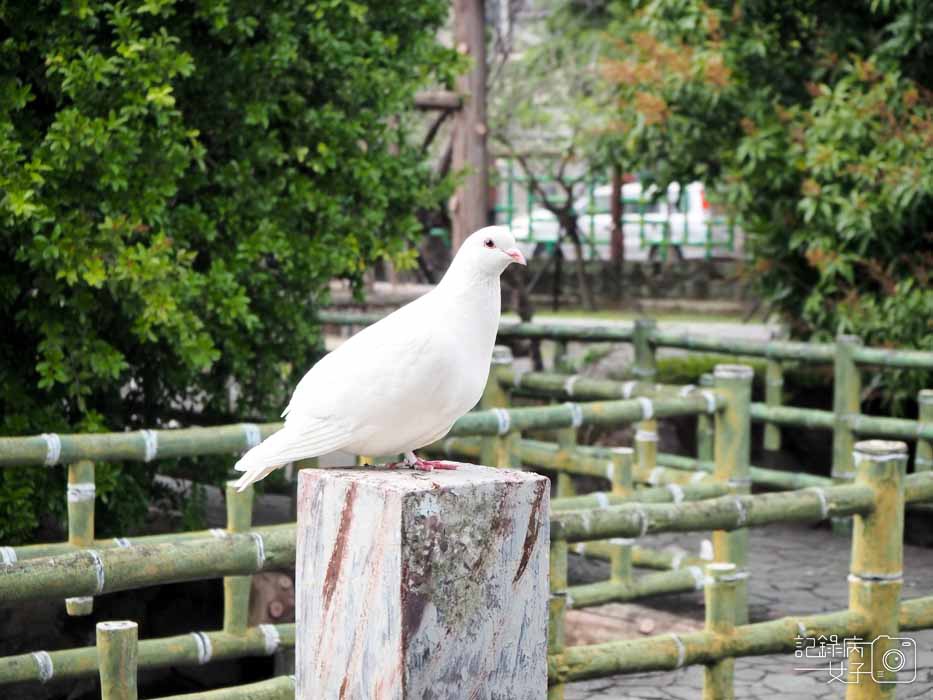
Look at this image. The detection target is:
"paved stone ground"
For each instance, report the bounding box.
[564,524,933,699]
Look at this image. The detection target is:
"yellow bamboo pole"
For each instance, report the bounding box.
[712,364,752,626]
[703,563,738,699]
[832,335,862,534]
[846,440,907,698]
[548,534,568,700]
[609,447,634,584]
[633,318,657,381]
[916,390,933,475]
[65,460,95,616]
[555,396,580,496]
[480,346,514,467]
[97,621,138,700]
[636,417,659,484]
[223,482,254,635]
[763,327,785,453]
[697,373,715,463]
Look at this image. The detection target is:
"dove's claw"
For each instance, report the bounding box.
[393,452,458,472]
[413,458,458,471]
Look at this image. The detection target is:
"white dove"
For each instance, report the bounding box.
[233,226,526,491]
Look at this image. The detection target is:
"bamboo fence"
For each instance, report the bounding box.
[1,310,931,697]
[0,368,730,693]
[326,310,933,551]
[547,439,933,700]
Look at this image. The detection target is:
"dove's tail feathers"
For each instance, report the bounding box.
[233,463,281,492]
[232,421,350,492]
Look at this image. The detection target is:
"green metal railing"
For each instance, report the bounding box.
[491,160,738,261]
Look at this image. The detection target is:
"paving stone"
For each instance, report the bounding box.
[762,672,830,693]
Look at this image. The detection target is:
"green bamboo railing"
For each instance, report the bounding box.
[0,528,295,604]
[3,473,931,689]
[319,311,933,369]
[0,423,280,468]
[552,483,877,542]
[546,439,925,699]
[8,468,931,583]
[156,676,295,700]
[2,312,930,696]
[324,311,933,531]
[0,624,294,685]
[430,436,834,491]
[91,620,296,700]
[0,395,719,469]
[493,368,933,442]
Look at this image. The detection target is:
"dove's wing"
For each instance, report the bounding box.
[234,295,447,490]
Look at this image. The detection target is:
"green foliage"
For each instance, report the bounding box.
[0,0,456,542]
[602,1,933,404]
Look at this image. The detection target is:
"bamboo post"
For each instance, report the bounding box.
[712,364,752,625]
[846,440,907,698]
[65,460,95,616]
[480,345,514,467]
[554,371,578,497]
[916,390,933,475]
[832,335,862,535]
[554,390,581,497]
[763,327,785,453]
[96,621,138,700]
[703,563,737,699]
[697,373,714,463]
[548,533,568,700]
[913,389,933,520]
[636,417,659,484]
[610,446,634,496]
[632,318,657,381]
[295,464,548,698]
[609,448,634,584]
[555,425,577,497]
[223,481,254,635]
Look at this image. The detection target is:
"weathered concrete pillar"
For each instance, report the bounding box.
[296,463,549,699]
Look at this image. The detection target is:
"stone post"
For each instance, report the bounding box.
[296,463,549,699]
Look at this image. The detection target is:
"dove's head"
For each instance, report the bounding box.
[451,226,527,279]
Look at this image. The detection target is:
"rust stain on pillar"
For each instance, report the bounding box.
[514,479,548,584]
[322,481,358,612]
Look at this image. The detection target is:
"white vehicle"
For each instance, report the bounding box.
[508,182,738,262]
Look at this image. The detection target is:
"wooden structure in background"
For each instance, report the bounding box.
[451,0,488,251]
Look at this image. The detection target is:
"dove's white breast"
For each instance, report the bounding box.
[283,280,500,456]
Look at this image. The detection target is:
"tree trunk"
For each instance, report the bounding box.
[610,165,624,301]
[561,215,596,311]
[450,0,488,252]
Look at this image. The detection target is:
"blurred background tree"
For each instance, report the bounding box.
[600,0,932,404]
[489,0,614,310]
[0,0,457,541]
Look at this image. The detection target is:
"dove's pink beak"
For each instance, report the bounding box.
[505,248,527,266]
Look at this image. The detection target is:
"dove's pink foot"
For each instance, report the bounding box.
[386,452,458,472]
[412,458,458,471]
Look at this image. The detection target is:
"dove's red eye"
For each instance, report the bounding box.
[483,238,495,249]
